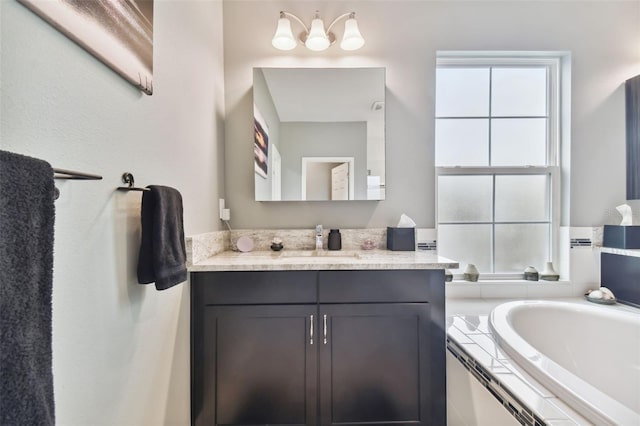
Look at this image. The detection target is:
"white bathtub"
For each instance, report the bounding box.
[489,300,640,426]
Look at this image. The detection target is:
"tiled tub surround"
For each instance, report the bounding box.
[447,298,640,426]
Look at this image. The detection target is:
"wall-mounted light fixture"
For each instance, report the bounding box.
[272,10,365,52]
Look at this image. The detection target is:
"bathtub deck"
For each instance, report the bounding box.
[446,297,638,426]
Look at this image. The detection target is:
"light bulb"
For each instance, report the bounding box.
[272,16,296,50]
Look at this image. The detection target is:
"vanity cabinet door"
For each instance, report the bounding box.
[318,303,437,426]
[192,304,317,426]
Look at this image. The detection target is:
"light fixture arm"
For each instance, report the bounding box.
[326,12,354,34]
[280,11,309,35]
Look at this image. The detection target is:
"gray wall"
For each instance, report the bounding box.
[306,162,337,200]
[223,0,640,229]
[280,121,367,200]
[1,1,225,424]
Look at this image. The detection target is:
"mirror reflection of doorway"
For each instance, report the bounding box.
[301,157,355,200]
[331,162,349,200]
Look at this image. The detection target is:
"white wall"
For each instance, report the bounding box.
[1,0,225,424]
[223,0,640,229]
[305,161,335,200]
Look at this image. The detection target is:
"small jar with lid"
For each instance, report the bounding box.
[328,229,342,250]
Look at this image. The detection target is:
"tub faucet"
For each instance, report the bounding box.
[315,224,323,250]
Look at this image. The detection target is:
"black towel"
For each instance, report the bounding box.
[0,150,55,426]
[137,185,187,290]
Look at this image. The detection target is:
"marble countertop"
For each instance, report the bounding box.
[600,246,640,257]
[189,249,459,272]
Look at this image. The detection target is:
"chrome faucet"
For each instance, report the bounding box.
[315,224,323,250]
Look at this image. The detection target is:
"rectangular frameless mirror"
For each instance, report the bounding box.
[253,67,386,201]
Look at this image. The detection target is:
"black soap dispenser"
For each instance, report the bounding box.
[328,229,342,250]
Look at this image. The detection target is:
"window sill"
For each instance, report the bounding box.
[448,279,570,285]
[445,279,580,299]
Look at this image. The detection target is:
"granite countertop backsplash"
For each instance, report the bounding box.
[186,229,458,272]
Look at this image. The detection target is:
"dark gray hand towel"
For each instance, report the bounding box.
[137,185,187,290]
[0,150,55,426]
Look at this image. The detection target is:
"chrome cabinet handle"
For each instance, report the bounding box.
[310,315,314,345]
[323,314,327,344]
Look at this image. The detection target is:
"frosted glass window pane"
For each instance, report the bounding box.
[491,118,547,166]
[438,224,492,272]
[436,68,490,117]
[438,175,493,222]
[495,175,549,222]
[494,224,549,273]
[435,119,489,166]
[492,68,547,117]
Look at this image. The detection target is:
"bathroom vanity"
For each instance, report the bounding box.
[189,251,457,426]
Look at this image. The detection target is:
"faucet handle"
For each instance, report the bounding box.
[315,224,323,250]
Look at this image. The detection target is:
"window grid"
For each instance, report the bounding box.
[435,59,559,277]
[437,172,552,274]
[489,67,493,167]
[435,65,551,167]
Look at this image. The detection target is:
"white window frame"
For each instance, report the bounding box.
[435,54,562,280]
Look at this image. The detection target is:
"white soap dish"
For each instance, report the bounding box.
[585,294,616,305]
[585,287,616,305]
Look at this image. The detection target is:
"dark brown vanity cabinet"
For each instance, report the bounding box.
[191,269,445,426]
